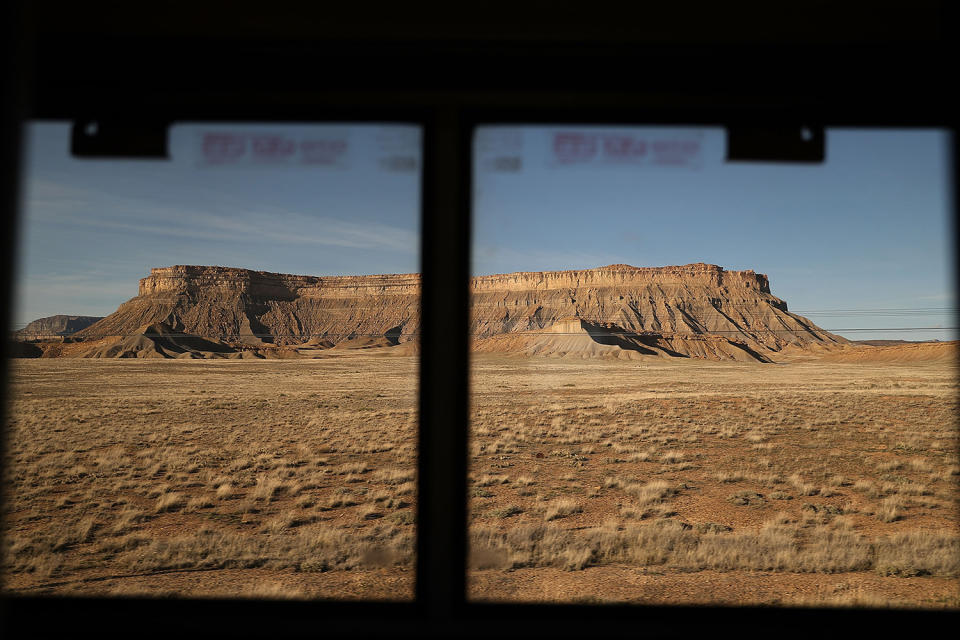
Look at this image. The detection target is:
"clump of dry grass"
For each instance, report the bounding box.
[4,541,62,579]
[295,495,316,509]
[727,491,765,506]
[334,461,371,475]
[715,470,746,483]
[114,525,413,575]
[94,533,151,555]
[155,492,185,513]
[659,450,687,464]
[853,479,880,498]
[788,585,898,608]
[618,503,671,520]
[373,468,415,485]
[263,511,316,533]
[788,474,819,496]
[471,514,949,577]
[252,477,285,502]
[826,475,850,487]
[490,505,523,519]
[185,496,214,512]
[625,480,676,506]
[52,517,98,551]
[215,483,236,499]
[146,483,172,499]
[875,531,960,577]
[360,504,383,520]
[243,582,305,600]
[543,499,582,521]
[109,507,148,535]
[476,474,510,487]
[877,496,905,523]
[324,488,359,509]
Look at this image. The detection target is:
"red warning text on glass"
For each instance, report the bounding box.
[603,135,648,160]
[202,133,247,164]
[199,132,348,166]
[553,132,598,163]
[251,135,297,160]
[300,139,348,165]
[651,139,701,166]
[551,130,703,168]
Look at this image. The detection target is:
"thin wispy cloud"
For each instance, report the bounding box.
[19,274,137,299]
[25,179,418,253]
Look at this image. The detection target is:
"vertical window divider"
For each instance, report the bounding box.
[417,107,472,618]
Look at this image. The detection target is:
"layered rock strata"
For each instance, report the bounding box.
[469,263,840,353]
[74,263,846,359]
[78,266,420,346]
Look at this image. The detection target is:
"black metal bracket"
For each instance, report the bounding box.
[726,123,825,163]
[70,118,170,158]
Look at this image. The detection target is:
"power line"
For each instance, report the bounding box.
[795,308,955,312]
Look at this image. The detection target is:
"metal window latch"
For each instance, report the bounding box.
[726,124,824,163]
[71,119,170,158]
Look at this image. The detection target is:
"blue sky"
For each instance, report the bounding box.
[13,123,955,341]
[14,123,422,327]
[473,126,955,341]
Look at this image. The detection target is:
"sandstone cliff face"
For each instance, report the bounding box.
[470,263,838,353]
[15,315,104,340]
[79,266,420,345]
[75,263,846,358]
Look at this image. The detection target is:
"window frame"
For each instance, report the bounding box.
[2,14,959,638]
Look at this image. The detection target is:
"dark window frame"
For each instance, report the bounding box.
[3,7,959,637]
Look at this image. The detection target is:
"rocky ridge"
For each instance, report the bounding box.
[79,265,419,347]
[15,315,104,340]
[67,263,846,361]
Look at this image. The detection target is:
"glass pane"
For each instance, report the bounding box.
[469,126,958,607]
[5,122,421,599]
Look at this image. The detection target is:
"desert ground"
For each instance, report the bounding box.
[2,352,958,606]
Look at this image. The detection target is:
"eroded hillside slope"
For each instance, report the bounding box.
[70,263,846,361]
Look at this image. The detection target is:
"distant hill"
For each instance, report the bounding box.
[15,315,104,340]
[69,263,847,362]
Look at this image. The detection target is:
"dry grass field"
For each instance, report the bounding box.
[2,356,418,599]
[3,353,958,606]
[468,355,958,607]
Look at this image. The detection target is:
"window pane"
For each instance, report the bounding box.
[5,122,421,599]
[468,126,958,606]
